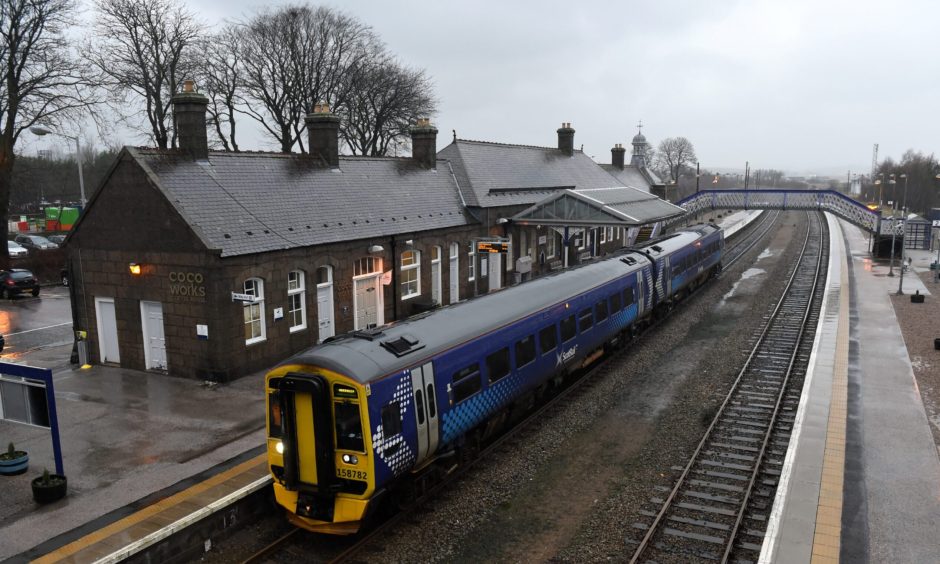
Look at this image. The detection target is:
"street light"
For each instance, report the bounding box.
[897,173,909,295]
[30,126,86,207]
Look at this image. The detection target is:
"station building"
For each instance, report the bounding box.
[67,82,677,381]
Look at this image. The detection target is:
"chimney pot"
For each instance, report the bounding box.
[611,143,626,170]
[305,104,340,166]
[410,118,438,168]
[557,122,575,156]
[172,79,209,160]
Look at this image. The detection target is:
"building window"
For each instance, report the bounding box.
[577,229,586,250]
[401,249,421,300]
[287,270,306,332]
[546,231,556,258]
[600,227,607,244]
[354,256,380,277]
[244,278,265,345]
[468,242,475,281]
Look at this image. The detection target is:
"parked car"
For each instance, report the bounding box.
[47,234,67,246]
[7,240,27,258]
[14,234,58,251]
[0,269,39,298]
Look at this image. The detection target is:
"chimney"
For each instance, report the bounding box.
[305,103,340,167]
[410,117,438,169]
[557,122,575,156]
[172,79,209,160]
[611,143,626,170]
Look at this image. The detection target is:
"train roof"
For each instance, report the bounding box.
[279,224,719,384]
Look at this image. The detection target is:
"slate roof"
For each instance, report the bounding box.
[438,139,626,208]
[130,148,473,257]
[512,187,686,227]
[599,164,663,193]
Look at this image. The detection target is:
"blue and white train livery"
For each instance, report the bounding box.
[265,223,723,534]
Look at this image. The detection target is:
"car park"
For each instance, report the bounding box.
[14,234,58,251]
[7,240,27,258]
[0,269,40,298]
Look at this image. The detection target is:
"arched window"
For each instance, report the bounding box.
[400,250,421,299]
[244,278,265,344]
[287,270,306,332]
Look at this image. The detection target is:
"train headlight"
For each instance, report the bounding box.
[342,454,358,465]
[275,441,284,455]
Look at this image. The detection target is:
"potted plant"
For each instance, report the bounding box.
[31,468,67,504]
[0,442,28,475]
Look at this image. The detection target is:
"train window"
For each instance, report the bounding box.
[595,300,608,323]
[334,402,365,452]
[415,390,425,425]
[268,392,283,438]
[382,401,402,436]
[452,363,482,403]
[515,335,536,367]
[560,314,577,342]
[623,287,635,307]
[539,324,558,354]
[579,308,593,332]
[486,348,511,383]
[426,383,436,418]
[610,292,622,313]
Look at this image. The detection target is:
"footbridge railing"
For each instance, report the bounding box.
[674,189,881,233]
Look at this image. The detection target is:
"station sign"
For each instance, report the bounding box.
[231,292,260,303]
[476,238,510,254]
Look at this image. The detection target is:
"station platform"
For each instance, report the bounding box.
[761,215,940,563]
[0,346,269,563]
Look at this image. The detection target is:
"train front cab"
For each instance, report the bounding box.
[266,364,376,535]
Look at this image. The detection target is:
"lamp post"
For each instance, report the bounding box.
[897,174,909,295]
[695,162,701,193]
[30,126,86,207]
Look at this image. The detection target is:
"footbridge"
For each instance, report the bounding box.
[675,189,882,233]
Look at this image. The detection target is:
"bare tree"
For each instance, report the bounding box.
[654,137,697,184]
[86,0,203,149]
[341,58,436,156]
[198,24,241,151]
[238,5,376,153]
[0,0,89,264]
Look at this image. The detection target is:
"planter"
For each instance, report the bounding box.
[31,473,67,504]
[0,450,28,476]
[912,292,925,303]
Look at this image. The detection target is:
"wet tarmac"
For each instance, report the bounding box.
[0,285,73,361]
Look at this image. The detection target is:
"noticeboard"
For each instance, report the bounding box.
[477,239,509,254]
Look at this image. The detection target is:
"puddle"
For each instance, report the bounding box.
[722,268,766,300]
[757,248,773,261]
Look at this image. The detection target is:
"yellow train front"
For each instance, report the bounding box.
[265,363,379,535]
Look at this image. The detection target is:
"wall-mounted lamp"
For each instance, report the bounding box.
[129,262,142,275]
[404,239,414,247]
[496,218,509,225]
[368,245,384,254]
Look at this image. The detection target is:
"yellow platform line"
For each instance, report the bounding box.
[32,454,268,564]
[811,254,849,564]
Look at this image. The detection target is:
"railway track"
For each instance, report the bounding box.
[628,211,829,563]
[239,212,784,564]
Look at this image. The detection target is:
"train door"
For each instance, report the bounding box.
[637,271,645,315]
[410,362,440,466]
[664,256,672,297]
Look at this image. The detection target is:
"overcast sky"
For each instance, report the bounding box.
[33,0,940,177]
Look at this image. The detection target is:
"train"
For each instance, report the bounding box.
[264,223,724,534]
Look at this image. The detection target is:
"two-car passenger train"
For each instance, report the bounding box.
[265,223,724,534]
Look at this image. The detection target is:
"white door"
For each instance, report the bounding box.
[95,297,120,364]
[140,301,167,370]
[490,253,502,290]
[354,275,381,330]
[317,267,335,343]
[449,243,459,304]
[431,246,442,305]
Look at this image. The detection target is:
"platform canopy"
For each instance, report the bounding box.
[510,186,686,227]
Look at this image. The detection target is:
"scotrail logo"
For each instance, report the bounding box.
[556,345,578,367]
